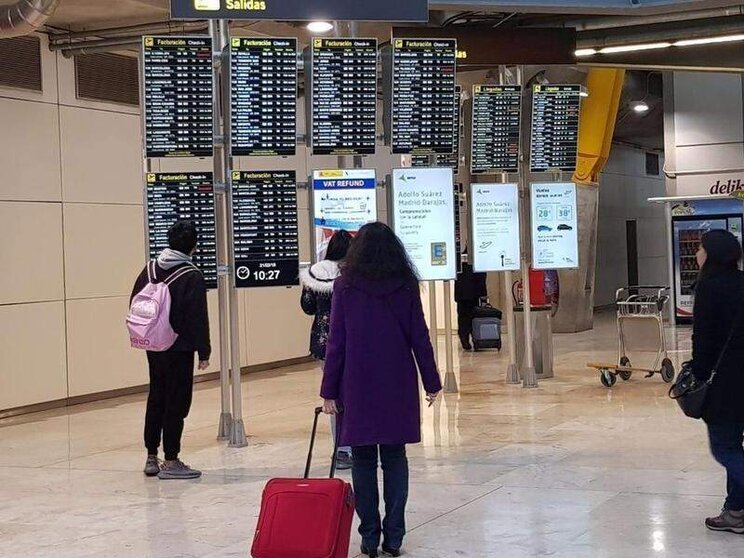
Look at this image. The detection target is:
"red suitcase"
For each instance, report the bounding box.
[251,407,355,558]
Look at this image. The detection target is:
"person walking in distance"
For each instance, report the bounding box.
[321,222,442,557]
[130,221,211,480]
[454,249,488,350]
[691,229,744,533]
[300,229,353,470]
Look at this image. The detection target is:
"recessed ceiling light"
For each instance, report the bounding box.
[575,48,597,57]
[675,34,744,47]
[600,42,672,54]
[632,101,650,113]
[307,21,334,33]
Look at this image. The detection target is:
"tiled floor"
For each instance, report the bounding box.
[1,313,742,557]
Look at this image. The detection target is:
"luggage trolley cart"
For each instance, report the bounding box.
[588,286,675,388]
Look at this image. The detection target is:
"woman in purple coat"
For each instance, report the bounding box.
[321,222,442,558]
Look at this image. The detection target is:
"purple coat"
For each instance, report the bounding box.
[320,273,442,447]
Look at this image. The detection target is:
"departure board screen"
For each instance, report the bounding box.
[231,171,299,288]
[471,85,522,175]
[142,36,213,158]
[146,172,217,289]
[411,85,462,172]
[309,38,378,156]
[390,38,457,155]
[530,84,581,173]
[230,37,297,157]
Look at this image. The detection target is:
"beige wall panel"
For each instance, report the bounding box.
[0,99,61,202]
[0,301,67,410]
[244,286,311,365]
[66,296,147,397]
[64,204,145,299]
[60,107,142,204]
[0,202,64,304]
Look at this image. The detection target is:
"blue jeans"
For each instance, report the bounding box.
[352,444,408,550]
[707,422,744,511]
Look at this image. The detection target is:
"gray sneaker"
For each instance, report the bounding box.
[336,452,353,471]
[705,509,744,534]
[157,459,202,480]
[143,455,161,477]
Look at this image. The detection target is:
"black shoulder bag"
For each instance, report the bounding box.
[669,303,742,419]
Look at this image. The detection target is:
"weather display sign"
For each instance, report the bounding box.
[530,182,579,270]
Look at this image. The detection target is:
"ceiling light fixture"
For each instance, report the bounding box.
[600,42,672,54]
[632,101,650,113]
[575,48,597,57]
[674,34,744,47]
[579,86,589,98]
[307,21,334,33]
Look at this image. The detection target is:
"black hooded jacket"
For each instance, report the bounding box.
[130,262,211,361]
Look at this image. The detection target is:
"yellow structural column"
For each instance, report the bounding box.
[573,68,626,185]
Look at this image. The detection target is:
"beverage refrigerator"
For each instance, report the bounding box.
[671,199,744,323]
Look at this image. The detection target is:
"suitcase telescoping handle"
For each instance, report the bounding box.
[304,406,342,480]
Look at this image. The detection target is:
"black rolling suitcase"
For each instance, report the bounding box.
[472,298,502,351]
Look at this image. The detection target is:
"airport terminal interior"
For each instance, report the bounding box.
[3,0,744,556]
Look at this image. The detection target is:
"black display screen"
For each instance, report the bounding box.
[231,170,299,288]
[146,172,218,289]
[142,36,213,158]
[391,38,457,155]
[230,37,297,157]
[530,84,581,173]
[309,38,378,156]
[471,85,522,175]
[411,85,461,172]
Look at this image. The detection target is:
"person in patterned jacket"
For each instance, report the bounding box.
[300,229,353,468]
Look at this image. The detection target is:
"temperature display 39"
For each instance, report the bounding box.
[309,38,378,156]
[142,36,213,158]
[146,172,217,289]
[390,38,457,155]
[530,84,581,173]
[230,37,297,157]
[231,170,299,288]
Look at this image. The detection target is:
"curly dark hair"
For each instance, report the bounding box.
[325,229,352,262]
[343,222,419,284]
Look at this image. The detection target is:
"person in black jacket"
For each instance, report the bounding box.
[300,230,352,469]
[130,221,211,480]
[691,229,744,533]
[454,254,488,350]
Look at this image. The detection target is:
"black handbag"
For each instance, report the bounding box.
[669,315,738,419]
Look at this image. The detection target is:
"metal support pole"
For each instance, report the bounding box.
[429,281,439,367]
[215,20,248,447]
[209,20,232,439]
[442,280,458,392]
[517,65,538,388]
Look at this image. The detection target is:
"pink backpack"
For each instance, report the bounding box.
[126,261,198,352]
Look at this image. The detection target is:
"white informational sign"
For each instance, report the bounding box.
[470,183,521,272]
[530,182,579,270]
[311,169,377,261]
[391,167,457,281]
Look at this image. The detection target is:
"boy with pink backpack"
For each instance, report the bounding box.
[128,221,211,480]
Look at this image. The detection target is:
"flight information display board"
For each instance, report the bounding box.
[142,36,213,158]
[145,172,218,288]
[309,38,378,156]
[230,37,297,157]
[530,85,581,173]
[411,85,462,172]
[390,38,457,155]
[471,85,521,175]
[231,171,299,288]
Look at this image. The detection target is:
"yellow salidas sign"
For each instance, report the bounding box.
[194,0,220,10]
[225,0,266,10]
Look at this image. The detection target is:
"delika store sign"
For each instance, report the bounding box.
[710,178,744,195]
[171,0,429,22]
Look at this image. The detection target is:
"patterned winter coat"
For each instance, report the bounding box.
[300,260,341,360]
